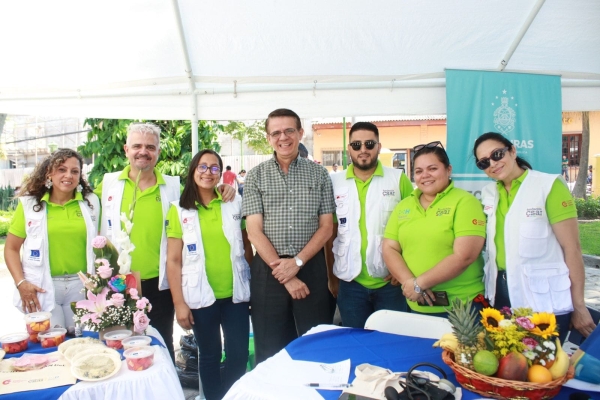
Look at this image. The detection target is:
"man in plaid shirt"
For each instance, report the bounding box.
[242,108,336,363]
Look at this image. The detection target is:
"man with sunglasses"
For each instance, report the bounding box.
[325,122,414,328]
[96,122,236,361]
[242,108,336,363]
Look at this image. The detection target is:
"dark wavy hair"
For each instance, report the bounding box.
[473,132,532,170]
[180,149,223,210]
[19,148,94,212]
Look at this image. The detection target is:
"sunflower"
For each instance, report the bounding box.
[480,308,504,332]
[529,312,559,339]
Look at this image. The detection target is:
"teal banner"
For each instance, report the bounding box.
[445,69,562,198]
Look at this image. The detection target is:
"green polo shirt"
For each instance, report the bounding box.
[167,191,245,299]
[384,182,486,313]
[494,169,577,271]
[10,192,87,276]
[95,166,165,279]
[339,162,414,289]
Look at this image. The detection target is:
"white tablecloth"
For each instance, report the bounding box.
[58,327,185,400]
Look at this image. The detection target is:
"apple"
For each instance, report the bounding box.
[497,352,529,381]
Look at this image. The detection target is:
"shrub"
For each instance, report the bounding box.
[0,210,14,236]
[0,186,17,212]
[575,196,600,220]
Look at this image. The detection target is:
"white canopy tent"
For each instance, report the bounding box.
[1,0,599,152]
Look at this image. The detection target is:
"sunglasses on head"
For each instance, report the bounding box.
[413,141,444,153]
[349,140,378,151]
[475,147,510,170]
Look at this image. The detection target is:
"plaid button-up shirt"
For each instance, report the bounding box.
[242,154,335,256]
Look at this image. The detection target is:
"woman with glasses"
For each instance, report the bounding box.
[382,142,486,316]
[166,149,253,400]
[473,132,596,340]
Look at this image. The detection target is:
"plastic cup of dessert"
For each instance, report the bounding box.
[121,335,152,350]
[124,346,156,371]
[1,332,29,354]
[103,330,133,350]
[24,312,52,343]
[38,328,68,348]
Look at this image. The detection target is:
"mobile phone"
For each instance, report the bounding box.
[431,291,449,307]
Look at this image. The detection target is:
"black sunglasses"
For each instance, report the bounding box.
[349,140,378,151]
[476,147,510,170]
[413,141,444,153]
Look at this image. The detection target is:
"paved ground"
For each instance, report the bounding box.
[1,261,599,400]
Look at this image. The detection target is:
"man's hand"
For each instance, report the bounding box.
[218,184,236,202]
[271,258,300,284]
[284,277,310,299]
[572,304,596,338]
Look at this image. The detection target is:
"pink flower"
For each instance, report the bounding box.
[92,236,108,249]
[500,306,512,317]
[136,298,149,310]
[129,288,139,300]
[133,310,150,334]
[95,259,113,279]
[147,303,152,312]
[516,316,535,330]
[76,287,113,324]
[523,337,538,349]
[111,293,125,308]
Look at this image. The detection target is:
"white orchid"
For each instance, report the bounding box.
[118,251,132,274]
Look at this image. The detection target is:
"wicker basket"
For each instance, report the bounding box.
[442,350,574,400]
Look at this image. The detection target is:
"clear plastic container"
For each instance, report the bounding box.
[121,335,152,350]
[38,328,67,348]
[103,330,132,350]
[1,332,29,354]
[24,312,52,343]
[124,346,155,371]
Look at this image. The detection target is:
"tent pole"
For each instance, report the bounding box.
[498,0,546,71]
[171,0,199,154]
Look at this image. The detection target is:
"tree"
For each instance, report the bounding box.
[79,119,222,188]
[223,120,271,160]
[572,112,590,199]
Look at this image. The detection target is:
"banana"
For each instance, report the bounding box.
[433,333,459,352]
[548,338,570,379]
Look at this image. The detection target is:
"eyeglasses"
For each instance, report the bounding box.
[413,141,444,153]
[349,140,379,151]
[197,164,221,175]
[475,147,509,170]
[269,128,297,139]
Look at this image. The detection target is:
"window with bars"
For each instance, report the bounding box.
[322,150,345,166]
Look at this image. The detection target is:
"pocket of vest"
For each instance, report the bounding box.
[25,237,44,267]
[368,235,388,278]
[524,264,571,313]
[519,220,549,258]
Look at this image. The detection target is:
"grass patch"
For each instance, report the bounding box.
[579,221,600,256]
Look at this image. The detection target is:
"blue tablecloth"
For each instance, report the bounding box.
[285,328,590,400]
[3,332,164,400]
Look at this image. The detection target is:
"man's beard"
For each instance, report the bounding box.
[351,155,378,171]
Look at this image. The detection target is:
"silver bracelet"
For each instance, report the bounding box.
[16,279,26,288]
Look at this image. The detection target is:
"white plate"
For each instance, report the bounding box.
[70,353,122,382]
[71,347,120,364]
[58,337,103,357]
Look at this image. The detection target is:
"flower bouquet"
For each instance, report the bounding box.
[437,298,573,400]
[72,236,151,335]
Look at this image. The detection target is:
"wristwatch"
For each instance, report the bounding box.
[413,278,422,294]
[294,256,304,269]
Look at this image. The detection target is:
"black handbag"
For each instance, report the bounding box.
[384,363,455,400]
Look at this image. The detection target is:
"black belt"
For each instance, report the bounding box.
[278,255,294,259]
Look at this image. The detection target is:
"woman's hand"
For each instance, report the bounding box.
[401,277,434,306]
[175,303,195,330]
[18,281,45,313]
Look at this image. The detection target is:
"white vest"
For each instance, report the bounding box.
[331,167,404,281]
[172,196,250,309]
[99,171,180,290]
[14,194,100,312]
[481,170,573,314]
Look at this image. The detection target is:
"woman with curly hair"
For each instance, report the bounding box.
[5,149,100,332]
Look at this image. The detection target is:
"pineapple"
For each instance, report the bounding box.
[446,297,484,369]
